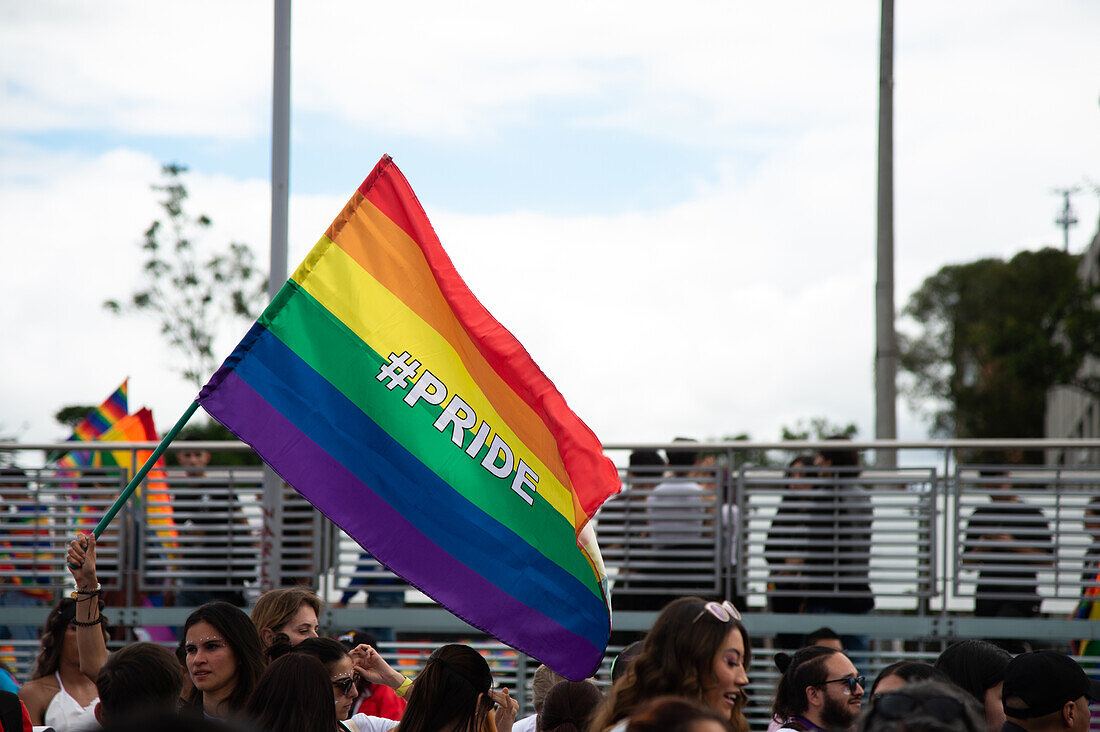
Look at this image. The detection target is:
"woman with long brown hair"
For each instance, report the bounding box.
[16,598,104,729]
[19,534,111,729]
[590,597,751,732]
[394,644,518,732]
[245,654,338,732]
[179,601,265,720]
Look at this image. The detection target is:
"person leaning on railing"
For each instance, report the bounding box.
[764,455,817,649]
[961,470,1053,652]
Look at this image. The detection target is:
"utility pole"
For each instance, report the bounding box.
[262,0,291,591]
[1053,187,1080,252]
[874,0,898,468]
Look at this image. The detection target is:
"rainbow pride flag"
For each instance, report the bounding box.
[1072,566,1100,656]
[198,156,619,678]
[55,380,129,468]
[65,408,176,535]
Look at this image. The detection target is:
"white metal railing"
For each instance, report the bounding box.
[5,439,1100,717]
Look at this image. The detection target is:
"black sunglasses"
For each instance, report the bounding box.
[332,672,361,696]
[819,675,865,694]
[873,692,966,723]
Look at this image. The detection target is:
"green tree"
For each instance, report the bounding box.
[717,432,771,468]
[105,164,267,386]
[780,417,858,441]
[898,247,1099,449]
[55,405,97,429]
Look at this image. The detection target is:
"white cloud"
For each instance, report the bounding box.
[2,0,1099,454]
[0,1,270,138]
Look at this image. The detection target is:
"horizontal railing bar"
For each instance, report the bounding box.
[10,438,1100,453]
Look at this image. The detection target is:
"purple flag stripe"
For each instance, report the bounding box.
[201,369,601,678]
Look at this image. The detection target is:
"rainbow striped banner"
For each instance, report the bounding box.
[56,380,129,468]
[1072,567,1100,657]
[198,156,619,678]
[61,408,177,535]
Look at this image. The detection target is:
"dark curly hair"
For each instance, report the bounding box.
[398,644,493,732]
[31,598,109,679]
[590,597,751,732]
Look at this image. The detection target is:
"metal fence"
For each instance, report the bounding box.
[4,439,1100,718]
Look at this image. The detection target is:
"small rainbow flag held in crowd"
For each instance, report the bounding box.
[1072,567,1100,657]
[56,380,129,468]
[199,156,620,678]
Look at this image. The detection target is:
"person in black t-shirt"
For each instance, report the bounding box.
[963,471,1053,621]
[765,455,818,649]
[803,439,875,616]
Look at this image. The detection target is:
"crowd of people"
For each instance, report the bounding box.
[2,438,1100,732]
[2,543,1098,732]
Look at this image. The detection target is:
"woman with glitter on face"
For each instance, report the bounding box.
[178,601,265,721]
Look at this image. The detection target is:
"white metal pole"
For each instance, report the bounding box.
[263,0,291,591]
[875,0,898,468]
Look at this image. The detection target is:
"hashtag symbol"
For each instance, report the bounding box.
[377,351,421,391]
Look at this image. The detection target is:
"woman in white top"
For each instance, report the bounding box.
[16,592,106,728]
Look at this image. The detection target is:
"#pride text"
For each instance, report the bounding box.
[377,350,540,505]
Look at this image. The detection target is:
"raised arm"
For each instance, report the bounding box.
[349,642,407,688]
[66,533,108,680]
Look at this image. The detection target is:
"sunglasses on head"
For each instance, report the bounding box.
[691,600,741,624]
[873,692,966,723]
[819,675,865,695]
[332,672,361,696]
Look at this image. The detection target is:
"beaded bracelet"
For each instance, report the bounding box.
[70,586,102,600]
[73,616,105,627]
[395,676,413,698]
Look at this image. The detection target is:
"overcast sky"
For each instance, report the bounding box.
[2,1,1099,458]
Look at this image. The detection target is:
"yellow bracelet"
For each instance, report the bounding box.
[395,676,413,698]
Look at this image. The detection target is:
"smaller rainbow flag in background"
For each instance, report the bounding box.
[93,408,174,529]
[55,380,129,468]
[53,388,176,534]
[199,155,620,679]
